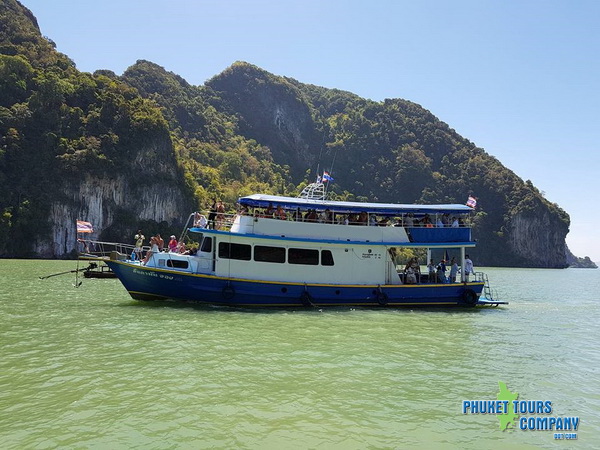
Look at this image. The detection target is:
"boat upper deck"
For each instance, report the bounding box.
[239,194,473,216]
[190,194,475,246]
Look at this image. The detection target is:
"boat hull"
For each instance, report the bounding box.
[106,260,484,307]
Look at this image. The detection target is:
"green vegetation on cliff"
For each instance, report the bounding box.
[0,0,579,267]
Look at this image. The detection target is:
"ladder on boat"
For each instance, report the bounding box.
[479,272,496,301]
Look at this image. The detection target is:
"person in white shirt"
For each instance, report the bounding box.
[464,254,474,281]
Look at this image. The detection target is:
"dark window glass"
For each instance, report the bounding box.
[321,250,334,266]
[167,259,189,269]
[254,245,286,263]
[200,237,212,253]
[219,242,251,260]
[288,248,319,265]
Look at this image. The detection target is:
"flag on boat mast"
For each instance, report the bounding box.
[466,195,477,208]
[322,171,334,182]
[76,220,94,233]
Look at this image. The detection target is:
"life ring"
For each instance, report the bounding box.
[376,287,388,306]
[222,284,235,300]
[299,290,314,307]
[461,289,477,307]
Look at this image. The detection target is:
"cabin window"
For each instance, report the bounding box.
[254,245,286,263]
[288,248,319,265]
[218,242,251,261]
[167,259,189,269]
[321,250,334,266]
[200,237,212,253]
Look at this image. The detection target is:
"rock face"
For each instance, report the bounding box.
[35,174,188,257]
[506,212,568,268]
[207,62,319,174]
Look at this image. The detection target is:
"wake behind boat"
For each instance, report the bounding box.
[103,190,506,308]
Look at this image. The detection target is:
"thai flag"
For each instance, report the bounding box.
[466,196,477,208]
[322,171,334,182]
[76,220,94,233]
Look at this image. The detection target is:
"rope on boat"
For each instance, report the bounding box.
[38,262,98,281]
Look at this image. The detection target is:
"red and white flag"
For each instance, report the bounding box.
[76,220,94,233]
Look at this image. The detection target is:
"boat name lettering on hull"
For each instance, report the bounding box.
[133,268,177,281]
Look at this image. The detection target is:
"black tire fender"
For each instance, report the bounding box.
[376,287,389,306]
[222,284,235,300]
[461,288,477,307]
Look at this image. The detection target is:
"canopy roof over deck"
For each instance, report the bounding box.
[238,194,473,216]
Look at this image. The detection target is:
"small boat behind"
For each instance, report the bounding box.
[82,262,116,279]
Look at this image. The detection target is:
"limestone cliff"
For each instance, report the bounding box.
[506,212,568,268]
[35,174,188,257]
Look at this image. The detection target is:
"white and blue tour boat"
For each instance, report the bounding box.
[103,185,505,308]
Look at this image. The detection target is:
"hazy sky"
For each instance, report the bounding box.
[21,0,600,262]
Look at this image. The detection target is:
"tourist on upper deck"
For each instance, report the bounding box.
[357,211,368,225]
[156,234,164,251]
[422,214,433,228]
[436,216,444,227]
[292,208,302,221]
[405,213,415,227]
[319,208,333,224]
[442,213,450,226]
[208,200,217,229]
[216,201,225,229]
[378,217,390,226]
[451,217,459,228]
[265,203,274,217]
[194,212,208,228]
[276,205,287,220]
[449,257,459,282]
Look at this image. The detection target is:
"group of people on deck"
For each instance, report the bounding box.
[247,204,468,228]
[234,203,469,229]
[404,213,463,228]
[403,255,474,284]
[133,230,196,265]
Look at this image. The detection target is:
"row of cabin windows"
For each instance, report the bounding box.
[218,242,334,266]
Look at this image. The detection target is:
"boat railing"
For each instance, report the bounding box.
[192,209,471,230]
[190,211,238,232]
[78,239,137,259]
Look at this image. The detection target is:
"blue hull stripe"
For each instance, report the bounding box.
[106,261,484,307]
[189,227,475,248]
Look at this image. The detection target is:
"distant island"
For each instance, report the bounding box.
[0,0,596,269]
[566,251,598,269]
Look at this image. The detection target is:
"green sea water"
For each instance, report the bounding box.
[1,259,599,449]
